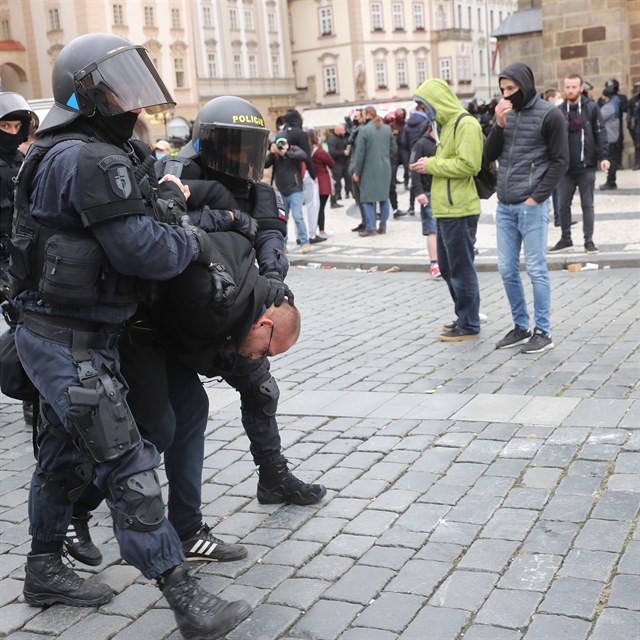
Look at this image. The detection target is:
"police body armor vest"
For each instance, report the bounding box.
[9,133,158,307]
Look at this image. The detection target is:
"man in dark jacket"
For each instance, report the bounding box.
[327,123,350,206]
[401,108,432,215]
[281,108,316,179]
[549,73,609,254]
[485,62,569,354]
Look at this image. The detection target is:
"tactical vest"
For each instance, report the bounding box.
[497,97,555,204]
[9,133,157,307]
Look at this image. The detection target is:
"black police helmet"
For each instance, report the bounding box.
[0,92,36,142]
[183,96,270,181]
[38,32,175,136]
[605,78,620,94]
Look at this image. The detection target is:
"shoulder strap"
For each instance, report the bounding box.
[453,112,473,138]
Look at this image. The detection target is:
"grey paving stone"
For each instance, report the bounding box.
[457,440,505,464]
[579,443,621,461]
[482,508,538,540]
[499,553,562,592]
[475,588,543,629]
[503,488,550,510]
[468,476,515,497]
[340,451,385,469]
[445,495,503,525]
[352,592,424,631]
[430,570,498,611]
[414,542,463,564]
[429,519,481,545]
[236,563,294,589]
[485,458,529,477]
[57,613,130,640]
[479,423,520,441]
[555,474,603,496]
[340,630,397,640]
[538,577,605,619]
[339,478,391,500]
[376,528,430,550]
[227,603,301,640]
[391,470,439,493]
[393,502,450,533]
[420,483,468,505]
[564,399,633,429]
[385,559,450,597]
[463,626,522,640]
[542,494,595,522]
[260,539,322,567]
[607,474,640,492]
[589,607,640,640]
[100,583,162,618]
[342,509,398,537]
[0,577,22,606]
[267,577,331,609]
[323,534,376,559]
[567,460,613,477]
[359,545,415,570]
[317,466,366,491]
[370,489,420,513]
[531,444,578,467]
[22,606,90,636]
[522,614,591,640]
[290,599,361,639]
[408,447,459,475]
[618,540,640,574]
[607,574,640,610]
[324,565,394,604]
[318,498,369,520]
[521,467,563,489]
[458,538,520,572]
[522,521,579,555]
[500,439,543,459]
[398,605,469,640]
[558,549,618,582]
[574,519,633,552]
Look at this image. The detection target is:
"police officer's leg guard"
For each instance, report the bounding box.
[107,469,165,532]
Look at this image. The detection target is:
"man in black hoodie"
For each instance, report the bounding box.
[485,62,568,355]
[281,108,316,179]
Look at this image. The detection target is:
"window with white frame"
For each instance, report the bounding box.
[267,11,277,32]
[416,57,427,84]
[457,56,471,82]
[375,60,387,88]
[174,57,185,87]
[248,54,257,77]
[113,4,124,25]
[202,5,212,27]
[319,6,333,35]
[392,3,404,30]
[271,53,280,77]
[371,2,383,30]
[207,52,217,77]
[396,58,408,87]
[439,57,451,82]
[233,53,242,77]
[244,10,253,29]
[324,66,338,94]
[413,3,425,30]
[171,7,181,28]
[1,18,10,39]
[230,7,239,29]
[143,6,154,27]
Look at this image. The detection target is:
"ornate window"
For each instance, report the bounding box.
[112,4,125,26]
[171,7,181,28]
[392,3,404,31]
[375,61,387,88]
[413,3,425,30]
[233,53,242,77]
[439,57,452,82]
[267,11,277,32]
[396,58,408,88]
[202,5,212,27]
[174,57,185,87]
[319,6,333,36]
[143,6,154,27]
[271,53,280,78]
[207,52,217,77]
[230,7,239,30]
[324,66,338,94]
[371,2,383,31]
[416,54,428,84]
[244,10,254,30]
[248,54,257,77]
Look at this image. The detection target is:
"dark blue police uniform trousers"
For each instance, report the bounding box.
[157,354,282,540]
[15,324,184,579]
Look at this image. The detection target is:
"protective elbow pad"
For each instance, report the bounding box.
[108,470,165,531]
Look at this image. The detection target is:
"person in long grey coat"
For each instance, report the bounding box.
[353,106,397,236]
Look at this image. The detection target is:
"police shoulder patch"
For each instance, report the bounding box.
[98,155,134,199]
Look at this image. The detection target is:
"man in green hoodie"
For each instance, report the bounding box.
[410,79,483,341]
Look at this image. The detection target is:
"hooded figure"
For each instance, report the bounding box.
[281,108,316,179]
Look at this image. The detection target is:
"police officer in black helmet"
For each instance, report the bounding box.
[9,33,251,638]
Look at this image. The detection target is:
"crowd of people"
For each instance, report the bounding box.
[0,28,637,640]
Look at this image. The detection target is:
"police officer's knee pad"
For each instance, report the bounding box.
[255,372,279,417]
[35,461,95,505]
[108,470,165,532]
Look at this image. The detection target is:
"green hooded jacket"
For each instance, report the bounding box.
[414,79,483,217]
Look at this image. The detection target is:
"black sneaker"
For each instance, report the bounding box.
[160,564,252,640]
[351,224,365,232]
[63,516,103,566]
[521,328,554,354]
[23,552,113,607]
[495,325,532,350]
[442,320,457,333]
[182,523,248,562]
[549,238,573,252]
[599,183,617,190]
[257,457,327,505]
[330,203,343,209]
[309,235,327,244]
[393,209,407,219]
[584,241,599,254]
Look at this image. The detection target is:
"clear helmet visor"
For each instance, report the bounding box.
[74,46,175,116]
[197,123,270,181]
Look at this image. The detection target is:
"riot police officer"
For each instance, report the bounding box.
[9,33,250,638]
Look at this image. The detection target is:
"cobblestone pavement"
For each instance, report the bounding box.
[1,266,639,639]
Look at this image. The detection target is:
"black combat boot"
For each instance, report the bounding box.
[257,456,327,505]
[160,564,252,640]
[23,552,113,607]
[63,515,103,566]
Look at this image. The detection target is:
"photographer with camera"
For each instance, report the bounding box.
[265,136,310,253]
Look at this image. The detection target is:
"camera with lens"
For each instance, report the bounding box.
[276,139,288,150]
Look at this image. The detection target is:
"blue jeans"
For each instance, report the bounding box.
[362,200,390,231]
[419,194,436,235]
[436,215,480,334]
[496,200,551,334]
[283,191,308,246]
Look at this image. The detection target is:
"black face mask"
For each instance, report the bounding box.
[89,111,139,146]
[0,129,22,156]
[506,89,525,111]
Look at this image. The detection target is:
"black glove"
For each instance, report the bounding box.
[263,271,294,307]
[181,216,215,266]
[209,263,237,307]
[230,210,258,242]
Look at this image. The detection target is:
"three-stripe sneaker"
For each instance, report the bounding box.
[182,523,248,562]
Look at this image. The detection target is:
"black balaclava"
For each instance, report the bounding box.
[0,128,21,159]
[89,111,139,146]
[506,90,525,111]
